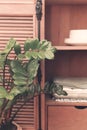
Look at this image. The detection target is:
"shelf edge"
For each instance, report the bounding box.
[55,46,87,50]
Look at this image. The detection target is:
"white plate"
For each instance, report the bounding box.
[64,38,87,45]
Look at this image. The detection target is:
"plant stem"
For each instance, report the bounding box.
[10,94,40,122]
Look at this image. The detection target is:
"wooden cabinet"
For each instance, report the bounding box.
[44,0,87,130]
[45,0,87,88]
[45,2,87,80]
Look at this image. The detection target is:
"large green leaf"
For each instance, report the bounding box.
[24,38,56,60]
[14,80,27,86]
[17,60,39,86]
[24,38,39,51]
[11,60,27,76]
[27,60,39,78]
[7,87,21,100]
[39,40,50,50]
[14,43,21,55]
[44,81,67,96]
[45,50,54,59]
[31,52,38,59]
[38,51,45,59]
[13,72,28,86]
[11,61,29,86]
[24,39,31,51]
[0,54,8,69]
[17,54,25,60]
[25,51,35,60]
[0,38,16,55]
[13,74,27,81]
[25,51,41,59]
[0,38,16,69]
[27,79,34,85]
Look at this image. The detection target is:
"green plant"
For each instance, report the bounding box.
[0,38,56,128]
[0,38,67,130]
[44,81,67,96]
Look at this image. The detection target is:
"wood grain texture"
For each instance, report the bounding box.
[47,105,87,130]
[45,5,87,46]
[45,51,87,80]
[46,0,87,5]
[45,1,87,130]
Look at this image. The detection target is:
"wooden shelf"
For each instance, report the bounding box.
[46,99,87,106]
[46,0,87,5]
[55,46,87,50]
[45,1,87,130]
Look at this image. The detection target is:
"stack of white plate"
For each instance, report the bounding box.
[64,30,87,45]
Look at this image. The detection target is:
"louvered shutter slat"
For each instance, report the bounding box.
[0,1,38,130]
[0,16,34,44]
[10,99,36,129]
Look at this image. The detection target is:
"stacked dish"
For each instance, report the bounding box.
[65,30,87,45]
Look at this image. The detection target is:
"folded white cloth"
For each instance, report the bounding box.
[54,77,87,99]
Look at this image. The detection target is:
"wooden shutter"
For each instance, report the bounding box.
[0,1,39,130]
[11,98,38,130]
[0,16,35,46]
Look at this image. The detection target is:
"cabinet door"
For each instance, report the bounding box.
[0,1,44,130]
[47,105,87,130]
